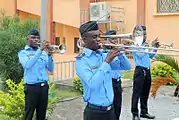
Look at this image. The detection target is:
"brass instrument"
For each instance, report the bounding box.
[76,25,179,56]
[101,43,179,56]
[36,41,66,54]
[48,43,67,54]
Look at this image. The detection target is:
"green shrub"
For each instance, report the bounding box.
[73,75,83,93]
[151,63,179,85]
[47,82,58,116]
[0,114,16,120]
[0,79,59,119]
[151,63,175,78]
[0,14,39,83]
[0,79,24,119]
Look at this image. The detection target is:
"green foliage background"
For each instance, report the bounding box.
[0,79,59,120]
[73,75,83,93]
[0,14,39,84]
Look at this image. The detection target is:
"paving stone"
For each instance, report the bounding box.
[49,85,179,120]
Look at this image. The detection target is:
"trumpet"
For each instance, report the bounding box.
[100,33,133,39]
[36,41,67,54]
[48,43,67,54]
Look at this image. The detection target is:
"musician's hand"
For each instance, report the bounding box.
[47,47,53,56]
[122,40,128,45]
[105,48,123,63]
[152,37,160,48]
[40,40,49,50]
[109,38,118,44]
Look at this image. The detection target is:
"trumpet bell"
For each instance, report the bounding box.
[58,43,66,54]
[77,38,84,49]
[49,43,67,54]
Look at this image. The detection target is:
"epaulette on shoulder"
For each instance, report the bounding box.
[75,52,85,58]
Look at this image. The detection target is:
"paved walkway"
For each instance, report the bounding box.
[49,85,179,120]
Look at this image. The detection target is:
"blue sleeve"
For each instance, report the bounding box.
[149,49,157,58]
[117,54,132,70]
[76,59,111,90]
[46,55,54,72]
[110,54,132,70]
[18,49,42,69]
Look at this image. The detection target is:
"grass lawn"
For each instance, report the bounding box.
[53,89,81,100]
[121,70,134,80]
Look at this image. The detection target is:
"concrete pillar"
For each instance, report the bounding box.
[14,0,17,14]
[47,0,54,44]
[40,0,53,44]
[137,0,146,25]
[40,0,47,42]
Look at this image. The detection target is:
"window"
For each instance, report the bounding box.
[62,37,66,44]
[157,0,179,13]
[55,37,60,45]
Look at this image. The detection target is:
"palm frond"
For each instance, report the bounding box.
[153,54,179,74]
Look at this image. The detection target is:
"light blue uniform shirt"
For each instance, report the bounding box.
[132,42,157,69]
[76,48,132,106]
[112,55,131,79]
[18,45,54,84]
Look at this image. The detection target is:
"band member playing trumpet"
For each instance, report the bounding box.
[131,25,158,120]
[103,30,132,120]
[18,28,54,120]
[76,21,132,120]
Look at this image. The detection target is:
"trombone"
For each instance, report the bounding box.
[77,26,179,56]
[100,43,179,56]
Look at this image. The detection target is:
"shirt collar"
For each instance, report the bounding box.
[83,48,102,57]
[24,45,40,50]
[132,42,146,46]
[25,45,32,50]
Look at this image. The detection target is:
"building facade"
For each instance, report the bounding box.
[0,0,179,54]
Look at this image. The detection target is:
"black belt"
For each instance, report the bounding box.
[87,103,113,111]
[25,82,48,87]
[136,66,149,71]
[112,77,121,82]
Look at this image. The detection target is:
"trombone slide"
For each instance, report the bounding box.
[100,33,132,38]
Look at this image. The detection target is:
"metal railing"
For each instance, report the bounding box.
[53,60,76,81]
[52,57,135,82]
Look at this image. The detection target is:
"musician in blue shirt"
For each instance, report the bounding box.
[18,29,54,120]
[76,21,132,120]
[131,25,158,120]
[104,30,132,120]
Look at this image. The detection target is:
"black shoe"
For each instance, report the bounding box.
[140,113,155,119]
[132,116,140,120]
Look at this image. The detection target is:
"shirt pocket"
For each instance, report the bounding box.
[88,63,100,74]
[38,55,48,68]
